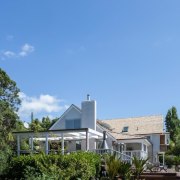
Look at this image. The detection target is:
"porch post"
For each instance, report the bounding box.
[118,143,120,152]
[31,135,34,152]
[17,135,20,156]
[124,144,126,151]
[86,129,89,151]
[61,133,64,155]
[141,143,144,158]
[162,153,165,166]
[146,144,148,158]
[45,133,49,155]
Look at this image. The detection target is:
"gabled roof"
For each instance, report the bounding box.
[98,115,164,140]
[49,104,81,130]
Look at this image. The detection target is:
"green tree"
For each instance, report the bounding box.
[0,68,21,140]
[41,116,51,130]
[30,119,43,132]
[165,106,180,142]
[0,68,21,136]
[0,68,21,176]
[0,68,20,111]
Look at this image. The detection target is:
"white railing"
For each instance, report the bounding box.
[90,149,132,164]
[123,150,148,159]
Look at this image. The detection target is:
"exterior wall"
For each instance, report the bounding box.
[81,100,96,130]
[148,145,153,162]
[151,134,160,162]
[49,106,81,130]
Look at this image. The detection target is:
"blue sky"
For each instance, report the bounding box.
[1,1,180,122]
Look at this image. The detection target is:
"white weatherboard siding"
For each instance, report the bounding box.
[151,134,160,162]
[49,105,81,130]
[81,100,96,130]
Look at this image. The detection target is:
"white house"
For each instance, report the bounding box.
[14,95,169,163]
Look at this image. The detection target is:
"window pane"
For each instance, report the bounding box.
[122,126,128,132]
[76,141,81,150]
[65,120,74,129]
[74,119,81,129]
[65,119,81,129]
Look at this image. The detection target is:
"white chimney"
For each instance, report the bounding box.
[81,95,96,130]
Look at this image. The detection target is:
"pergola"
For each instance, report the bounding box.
[13,128,103,156]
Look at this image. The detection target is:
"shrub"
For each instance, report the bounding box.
[6,151,101,180]
[132,156,148,180]
[105,155,120,179]
[0,143,13,177]
[164,155,175,168]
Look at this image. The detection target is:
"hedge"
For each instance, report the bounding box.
[5,151,101,180]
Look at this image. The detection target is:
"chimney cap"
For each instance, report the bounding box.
[87,94,90,101]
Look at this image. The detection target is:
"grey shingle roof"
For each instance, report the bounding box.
[98,115,164,140]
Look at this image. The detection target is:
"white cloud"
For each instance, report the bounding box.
[0,43,35,60]
[3,51,16,58]
[19,43,35,57]
[18,92,68,120]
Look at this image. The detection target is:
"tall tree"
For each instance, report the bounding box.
[0,68,20,111]
[29,119,43,132]
[41,116,51,130]
[0,68,21,137]
[165,106,180,142]
[0,68,21,175]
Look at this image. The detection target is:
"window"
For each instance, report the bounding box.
[76,141,81,150]
[122,126,129,132]
[65,119,81,129]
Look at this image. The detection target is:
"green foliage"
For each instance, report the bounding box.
[165,106,180,142]
[105,155,120,180]
[15,120,27,131]
[0,68,20,112]
[118,161,132,180]
[164,155,180,167]
[0,68,21,137]
[28,116,59,132]
[0,68,21,177]
[5,151,101,180]
[30,119,43,132]
[132,156,148,180]
[0,142,13,176]
[165,106,180,156]
[41,116,51,130]
[105,155,132,180]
